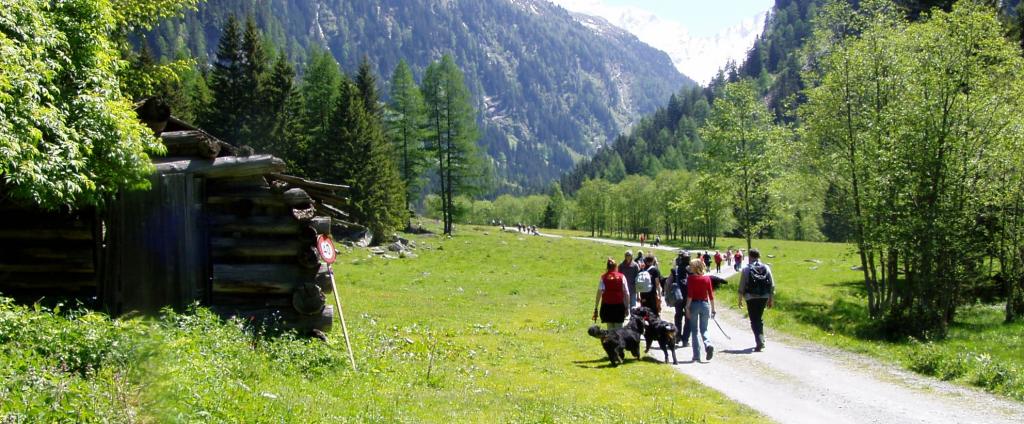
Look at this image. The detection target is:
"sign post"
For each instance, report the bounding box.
[316,234,356,370]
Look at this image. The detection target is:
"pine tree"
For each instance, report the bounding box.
[422,55,482,235]
[355,55,382,118]
[386,60,427,223]
[261,49,297,158]
[203,15,245,143]
[300,47,342,163]
[331,80,407,241]
[238,15,269,146]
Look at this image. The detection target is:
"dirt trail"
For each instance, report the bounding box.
[570,236,1024,424]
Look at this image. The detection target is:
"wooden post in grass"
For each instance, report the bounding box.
[317,234,357,370]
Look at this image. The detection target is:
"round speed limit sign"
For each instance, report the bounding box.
[316,234,337,264]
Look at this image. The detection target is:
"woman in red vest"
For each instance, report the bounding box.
[593,258,630,330]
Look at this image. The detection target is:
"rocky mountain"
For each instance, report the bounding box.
[143,0,694,192]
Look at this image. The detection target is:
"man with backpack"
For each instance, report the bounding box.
[669,250,692,347]
[636,255,662,316]
[738,248,775,352]
[619,250,640,308]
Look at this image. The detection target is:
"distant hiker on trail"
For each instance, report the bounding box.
[738,248,775,352]
[725,249,732,266]
[734,250,743,271]
[619,250,640,308]
[637,255,662,316]
[685,259,716,362]
[654,235,661,247]
[702,251,712,269]
[594,258,630,330]
[713,250,723,273]
[640,234,646,247]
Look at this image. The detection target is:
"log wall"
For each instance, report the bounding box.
[0,207,99,303]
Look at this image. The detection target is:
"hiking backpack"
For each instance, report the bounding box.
[636,268,654,293]
[664,273,683,304]
[747,262,772,296]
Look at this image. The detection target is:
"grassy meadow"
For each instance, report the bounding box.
[0,225,764,423]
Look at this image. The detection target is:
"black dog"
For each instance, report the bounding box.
[633,306,678,364]
[587,315,644,367]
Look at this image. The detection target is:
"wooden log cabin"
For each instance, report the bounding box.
[0,99,355,334]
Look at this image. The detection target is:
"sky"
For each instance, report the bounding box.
[550,0,775,84]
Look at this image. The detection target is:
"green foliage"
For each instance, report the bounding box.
[422,55,485,235]
[800,0,1024,336]
[700,80,787,251]
[0,0,176,209]
[329,80,406,240]
[386,60,427,217]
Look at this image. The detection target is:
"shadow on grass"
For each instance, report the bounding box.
[572,356,647,369]
[783,297,887,341]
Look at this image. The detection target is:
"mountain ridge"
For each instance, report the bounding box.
[143,0,694,193]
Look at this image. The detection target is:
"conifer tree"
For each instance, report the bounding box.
[203,14,245,142]
[386,60,427,223]
[331,80,407,241]
[355,55,382,118]
[422,55,482,235]
[300,47,342,161]
[261,50,296,157]
[238,15,268,145]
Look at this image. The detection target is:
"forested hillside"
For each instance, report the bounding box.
[141,0,692,192]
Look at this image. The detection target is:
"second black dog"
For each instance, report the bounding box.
[633,306,678,364]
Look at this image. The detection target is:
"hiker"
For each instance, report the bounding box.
[654,235,661,247]
[734,250,743,271]
[685,259,716,362]
[593,258,630,330]
[738,248,775,351]
[635,250,645,267]
[673,250,692,347]
[725,249,732,266]
[713,250,723,273]
[638,255,662,316]
[702,251,712,269]
[619,250,640,308]
[640,234,646,247]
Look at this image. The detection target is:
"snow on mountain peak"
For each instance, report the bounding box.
[550,1,768,85]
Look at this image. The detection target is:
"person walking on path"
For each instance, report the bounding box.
[713,250,723,274]
[702,251,712,270]
[738,248,775,351]
[733,250,743,271]
[593,258,630,330]
[639,234,646,247]
[673,250,692,347]
[685,259,716,362]
[638,255,663,316]
[618,250,640,308]
[725,249,733,267]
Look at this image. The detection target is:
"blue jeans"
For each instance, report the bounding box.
[689,300,712,360]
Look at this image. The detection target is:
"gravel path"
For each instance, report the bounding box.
[571,236,1024,424]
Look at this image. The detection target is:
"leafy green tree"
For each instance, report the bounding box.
[0,0,194,208]
[541,183,566,229]
[422,55,483,235]
[574,179,611,236]
[802,0,1024,336]
[385,60,427,222]
[700,80,786,251]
